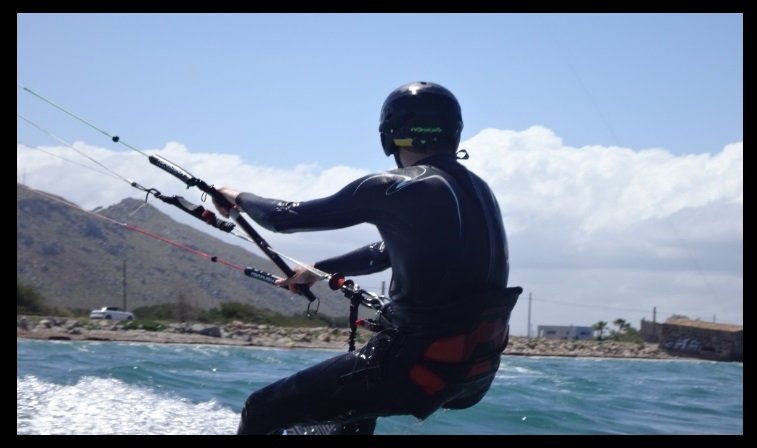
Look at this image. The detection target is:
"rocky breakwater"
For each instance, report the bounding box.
[18,316,677,360]
[16,316,363,350]
[505,336,675,360]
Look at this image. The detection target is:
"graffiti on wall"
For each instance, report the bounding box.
[663,338,702,353]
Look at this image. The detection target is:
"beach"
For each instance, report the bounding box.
[17,315,676,360]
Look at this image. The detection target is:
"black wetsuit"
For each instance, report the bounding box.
[234,153,520,434]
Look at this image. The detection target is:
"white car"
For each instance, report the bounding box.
[89,306,134,321]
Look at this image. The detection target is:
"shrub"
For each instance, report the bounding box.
[17,279,50,314]
[124,319,167,332]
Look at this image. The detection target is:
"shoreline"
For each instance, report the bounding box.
[17,316,679,360]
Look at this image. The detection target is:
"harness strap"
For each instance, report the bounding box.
[348,293,361,352]
[410,322,511,396]
[404,286,522,396]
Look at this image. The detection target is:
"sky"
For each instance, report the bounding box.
[17,13,743,336]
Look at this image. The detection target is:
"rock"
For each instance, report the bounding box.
[14,316,680,359]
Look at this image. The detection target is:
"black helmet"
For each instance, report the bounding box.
[379,81,463,157]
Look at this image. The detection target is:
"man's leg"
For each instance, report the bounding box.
[237,353,360,434]
[237,333,413,435]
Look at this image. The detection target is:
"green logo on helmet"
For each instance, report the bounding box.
[410,127,443,133]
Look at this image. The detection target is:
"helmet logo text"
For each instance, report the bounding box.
[410,127,443,133]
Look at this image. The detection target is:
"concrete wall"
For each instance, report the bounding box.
[660,324,743,362]
[640,319,662,342]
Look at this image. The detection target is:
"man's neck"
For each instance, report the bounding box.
[398,148,434,167]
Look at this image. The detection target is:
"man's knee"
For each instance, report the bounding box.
[237,391,283,434]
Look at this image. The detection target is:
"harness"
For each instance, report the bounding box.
[409,287,521,395]
[352,286,522,395]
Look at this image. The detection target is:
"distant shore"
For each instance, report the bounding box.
[17,315,677,360]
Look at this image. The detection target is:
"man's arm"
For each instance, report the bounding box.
[314,241,390,277]
[275,241,390,291]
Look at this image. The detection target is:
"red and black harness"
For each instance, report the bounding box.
[354,286,522,396]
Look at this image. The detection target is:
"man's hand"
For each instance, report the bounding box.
[213,187,242,218]
[275,265,322,293]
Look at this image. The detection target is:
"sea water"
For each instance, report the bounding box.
[17,339,743,435]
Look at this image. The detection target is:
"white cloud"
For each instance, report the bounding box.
[465,127,742,235]
[17,126,743,334]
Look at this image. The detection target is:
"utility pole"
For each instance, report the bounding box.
[527,292,532,339]
[653,306,658,341]
[381,281,385,296]
[122,258,127,311]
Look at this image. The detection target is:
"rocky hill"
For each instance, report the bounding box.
[16,183,349,320]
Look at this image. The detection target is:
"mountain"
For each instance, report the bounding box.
[16,183,348,319]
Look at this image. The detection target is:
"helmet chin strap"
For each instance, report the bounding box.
[393,150,404,168]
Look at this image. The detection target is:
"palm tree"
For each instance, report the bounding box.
[613,318,630,335]
[592,321,608,340]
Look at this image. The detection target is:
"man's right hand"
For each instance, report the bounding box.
[213,187,242,218]
[275,265,322,293]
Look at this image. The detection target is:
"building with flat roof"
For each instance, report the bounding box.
[537,325,594,340]
[659,319,743,362]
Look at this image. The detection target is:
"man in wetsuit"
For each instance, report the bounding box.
[214,81,521,435]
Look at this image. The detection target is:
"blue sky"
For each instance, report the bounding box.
[17,13,743,335]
